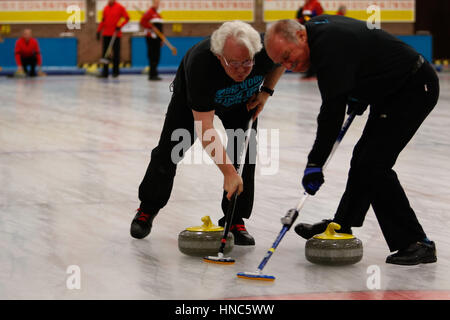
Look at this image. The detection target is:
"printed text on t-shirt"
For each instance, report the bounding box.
[214,75,264,107]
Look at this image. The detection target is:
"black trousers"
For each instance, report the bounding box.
[138,93,257,225]
[102,36,120,76]
[334,61,440,252]
[21,56,37,76]
[146,36,161,78]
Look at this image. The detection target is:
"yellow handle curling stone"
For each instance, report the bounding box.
[305,222,363,265]
[178,216,234,256]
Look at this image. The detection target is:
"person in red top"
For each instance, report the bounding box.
[337,5,347,16]
[140,0,164,81]
[96,0,129,78]
[296,0,324,24]
[15,29,42,77]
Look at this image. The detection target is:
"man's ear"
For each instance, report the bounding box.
[297,29,307,43]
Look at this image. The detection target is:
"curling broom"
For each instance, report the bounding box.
[237,111,357,280]
[99,31,117,64]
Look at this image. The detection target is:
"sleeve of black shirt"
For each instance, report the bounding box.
[184,49,217,112]
[307,95,347,167]
[306,27,358,167]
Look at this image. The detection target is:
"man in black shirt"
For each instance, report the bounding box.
[131,21,285,245]
[265,16,439,265]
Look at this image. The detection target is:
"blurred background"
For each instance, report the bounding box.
[0,0,449,75]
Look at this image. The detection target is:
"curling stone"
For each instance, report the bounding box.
[305,222,363,266]
[178,216,234,257]
[13,71,26,78]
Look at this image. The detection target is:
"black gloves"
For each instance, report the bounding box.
[96,32,101,41]
[302,165,324,195]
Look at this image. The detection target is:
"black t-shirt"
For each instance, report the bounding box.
[172,35,276,115]
[305,14,420,166]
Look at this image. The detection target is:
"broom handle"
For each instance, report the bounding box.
[218,117,254,254]
[295,111,356,213]
[104,32,117,59]
[256,111,357,272]
[219,193,238,254]
[152,26,177,55]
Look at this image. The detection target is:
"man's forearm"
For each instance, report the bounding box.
[307,97,347,167]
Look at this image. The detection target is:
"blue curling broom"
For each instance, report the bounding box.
[237,112,357,281]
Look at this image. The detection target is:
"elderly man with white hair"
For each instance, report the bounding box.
[130,21,285,245]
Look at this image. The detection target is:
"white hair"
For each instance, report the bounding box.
[210,21,262,58]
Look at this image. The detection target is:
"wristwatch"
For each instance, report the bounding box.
[260,86,274,96]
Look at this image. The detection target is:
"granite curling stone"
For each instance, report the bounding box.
[13,71,26,78]
[305,222,363,266]
[178,216,234,256]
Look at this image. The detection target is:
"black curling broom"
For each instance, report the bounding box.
[203,116,254,265]
[237,111,357,280]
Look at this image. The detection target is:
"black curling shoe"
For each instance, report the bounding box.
[230,224,255,246]
[294,219,352,240]
[130,208,158,239]
[386,241,437,266]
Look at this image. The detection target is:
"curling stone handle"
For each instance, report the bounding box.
[325,222,341,236]
[281,209,299,230]
[201,216,214,229]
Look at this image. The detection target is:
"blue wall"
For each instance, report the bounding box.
[0,37,78,67]
[398,35,433,62]
[0,35,433,69]
[131,36,204,68]
[131,35,433,69]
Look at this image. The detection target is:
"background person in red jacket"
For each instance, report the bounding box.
[15,29,42,77]
[96,0,129,78]
[140,0,163,81]
[296,0,324,24]
[337,5,347,16]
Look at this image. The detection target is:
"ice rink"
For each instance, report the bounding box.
[1,73,449,300]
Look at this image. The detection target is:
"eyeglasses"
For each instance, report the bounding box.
[222,56,255,69]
